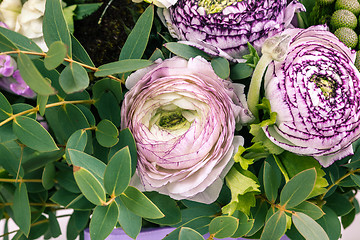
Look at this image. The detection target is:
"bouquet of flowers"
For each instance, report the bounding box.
[0,0,359,239]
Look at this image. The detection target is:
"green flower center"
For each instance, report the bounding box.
[156,110,190,130]
[310,75,337,98]
[198,0,242,14]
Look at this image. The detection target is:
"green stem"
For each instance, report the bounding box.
[246,54,272,122]
[0,99,95,127]
[318,168,360,201]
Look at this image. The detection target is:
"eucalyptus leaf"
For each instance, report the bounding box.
[0,27,42,53]
[263,161,281,203]
[13,116,59,152]
[179,227,205,240]
[324,192,354,216]
[209,216,239,238]
[12,183,31,237]
[95,59,153,77]
[289,201,324,220]
[73,166,106,206]
[90,202,119,240]
[48,211,61,238]
[94,91,121,127]
[71,34,95,67]
[67,210,91,240]
[95,119,119,148]
[44,41,67,70]
[292,212,329,240]
[211,57,230,79]
[279,168,316,209]
[164,42,210,60]
[119,4,154,60]
[231,211,254,238]
[145,191,181,225]
[37,94,48,116]
[42,162,56,190]
[0,31,18,52]
[92,78,122,103]
[317,207,341,240]
[0,92,12,120]
[59,62,90,94]
[74,3,103,20]
[116,197,142,239]
[260,210,287,240]
[230,62,253,80]
[65,130,88,165]
[43,0,72,56]
[119,186,164,219]
[104,147,131,196]
[17,52,56,95]
[68,149,106,182]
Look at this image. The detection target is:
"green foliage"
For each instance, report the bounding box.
[211,57,230,79]
[44,41,67,70]
[164,42,211,60]
[89,202,119,240]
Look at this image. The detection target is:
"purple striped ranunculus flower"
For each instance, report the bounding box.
[263,25,360,167]
[159,0,305,61]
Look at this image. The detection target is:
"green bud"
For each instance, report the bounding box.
[334,27,358,49]
[335,0,360,16]
[330,9,357,29]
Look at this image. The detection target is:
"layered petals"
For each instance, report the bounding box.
[121,56,252,203]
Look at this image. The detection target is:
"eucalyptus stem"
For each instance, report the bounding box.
[0,99,95,127]
[0,219,50,238]
[246,54,272,122]
[0,178,42,183]
[0,49,124,83]
[319,168,360,201]
[0,202,60,207]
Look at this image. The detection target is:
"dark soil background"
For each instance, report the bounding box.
[73,0,141,66]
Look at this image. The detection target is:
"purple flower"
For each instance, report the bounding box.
[0,70,36,98]
[262,25,360,167]
[159,0,305,61]
[0,55,17,77]
[121,56,253,203]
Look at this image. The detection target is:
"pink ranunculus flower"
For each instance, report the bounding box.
[121,56,253,203]
[263,25,360,167]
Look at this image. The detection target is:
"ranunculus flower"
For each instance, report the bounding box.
[0,0,22,30]
[159,0,305,61]
[262,25,360,167]
[121,56,253,203]
[0,55,17,77]
[0,70,36,98]
[15,0,47,51]
[132,0,178,8]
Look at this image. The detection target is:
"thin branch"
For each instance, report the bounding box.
[0,178,43,183]
[0,99,95,127]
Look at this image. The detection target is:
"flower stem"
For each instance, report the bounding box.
[0,178,43,183]
[246,54,272,122]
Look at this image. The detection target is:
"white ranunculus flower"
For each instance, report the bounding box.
[132,0,178,8]
[15,0,47,51]
[0,0,22,30]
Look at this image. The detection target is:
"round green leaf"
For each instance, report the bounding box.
[90,202,119,240]
[209,216,239,238]
[119,186,164,219]
[292,212,329,240]
[44,41,67,70]
[280,168,316,209]
[104,147,131,196]
[13,116,59,152]
[73,167,106,206]
[95,119,119,148]
[211,57,230,79]
[59,62,89,94]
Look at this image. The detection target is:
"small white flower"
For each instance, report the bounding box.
[0,0,22,30]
